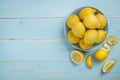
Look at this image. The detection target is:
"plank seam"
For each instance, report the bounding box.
[0,60,69,62]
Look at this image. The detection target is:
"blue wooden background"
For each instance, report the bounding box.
[0,0,120,80]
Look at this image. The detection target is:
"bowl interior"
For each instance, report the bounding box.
[65,6,108,51]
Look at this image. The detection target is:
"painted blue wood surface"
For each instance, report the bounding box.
[0,0,120,80]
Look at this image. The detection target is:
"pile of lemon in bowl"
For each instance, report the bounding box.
[66,7,107,50]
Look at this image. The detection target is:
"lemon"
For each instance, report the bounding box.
[67,30,80,44]
[95,48,109,62]
[86,55,92,69]
[79,39,92,50]
[107,35,118,46]
[84,30,98,45]
[96,30,107,43]
[72,22,86,38]
[79,7,96,20]
[83,14,100,29]
[103,60,115,73]
[67,15,80,29]
[96,13,107,29]
[100,47,110,54]
[71,50,84,64]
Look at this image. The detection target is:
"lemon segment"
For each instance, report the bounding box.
[96,30,107,43]
[86,55,92,69]
[71,50,84,64]
[72,22,86,38]
[94,48,109,62]
[107,35,118,46]
[84,30,98,45]
[67,15,80,29]
[103,60,115,73]
[67,30,80,44]
[79,39,92,50]
[96,13,107,29]
[79,7,96,20]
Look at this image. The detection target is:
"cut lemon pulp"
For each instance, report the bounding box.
[107,35,118,46]
[103,60,115,73]
[86,55,92,69]
[71,50,84,64]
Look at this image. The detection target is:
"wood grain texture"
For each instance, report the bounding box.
[0,0,120,17]
[0,18,120,39]
[0,0,120,80]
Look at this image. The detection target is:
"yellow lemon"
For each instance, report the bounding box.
[100,47,110,55]
[96,13,107,29]
[107,35,118,46]
[103,60,115,73]
[71,50,84,64]
[84,30,98,45]
[72,22,86,38]
[67,15,80,29]
[79,7,96,20]
[96,30,107,43]
[86,55,92,69]
[79,39,92,50]
[95,48,109,62]
[83,14,100,29]
[67,30,80,44]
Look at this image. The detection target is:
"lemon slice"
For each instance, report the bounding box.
[71,50,84,64]
[107,35,118,46]
[86,55,92,69]
[103,60,116,73]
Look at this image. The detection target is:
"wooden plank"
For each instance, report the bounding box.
[0,38,119,61]
[0,18,120,39]
[0,18,66,39]
[0,62,120,80]
[0,0,120,18]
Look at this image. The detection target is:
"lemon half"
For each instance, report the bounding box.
[103,60,115,73]
[107,35,118,46]
[71,50,84,64]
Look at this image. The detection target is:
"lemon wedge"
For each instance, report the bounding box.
[86,55,92,69]
[103,60,115,73]
[71,50,84,64]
